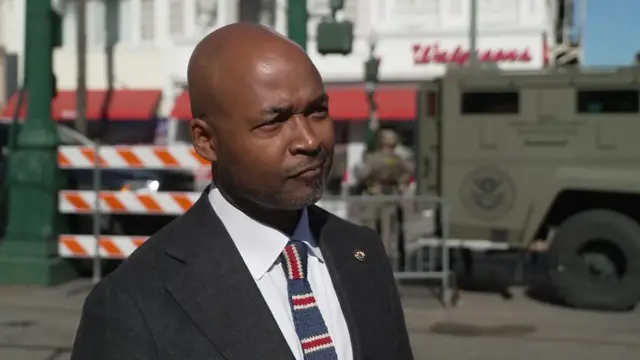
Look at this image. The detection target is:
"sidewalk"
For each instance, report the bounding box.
[0,280,639,360]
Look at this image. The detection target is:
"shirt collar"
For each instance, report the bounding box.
[208,186,323,280]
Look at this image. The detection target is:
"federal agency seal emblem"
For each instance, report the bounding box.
[460,166,516,221]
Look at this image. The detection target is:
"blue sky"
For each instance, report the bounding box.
[584,0,638,65]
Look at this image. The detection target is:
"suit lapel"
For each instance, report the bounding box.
[308,206,364,359]
[308,206,396,360]
[162,192,294,360]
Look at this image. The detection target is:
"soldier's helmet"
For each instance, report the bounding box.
[377,128,399,149]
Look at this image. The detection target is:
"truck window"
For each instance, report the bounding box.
[461,91,519,114]
[576,90,639,114]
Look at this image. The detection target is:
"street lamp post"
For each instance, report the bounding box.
[0,1,75,285]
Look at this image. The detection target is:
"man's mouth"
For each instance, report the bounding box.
[290,161,324,178]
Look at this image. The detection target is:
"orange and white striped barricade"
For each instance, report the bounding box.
[58,145,208,170]
[59,190,199,215]
[57,145,208,259]
[59,235,149,259]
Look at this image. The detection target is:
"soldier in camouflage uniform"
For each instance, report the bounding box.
[353,129,414,269]
[355,129,414,195]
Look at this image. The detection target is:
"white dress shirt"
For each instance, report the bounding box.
[208,187,353,360]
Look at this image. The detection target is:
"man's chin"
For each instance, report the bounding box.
[281,187,324,210]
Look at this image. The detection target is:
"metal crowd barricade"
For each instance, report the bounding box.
[317,195,453,306]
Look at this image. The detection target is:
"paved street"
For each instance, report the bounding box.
[0,280,638,360]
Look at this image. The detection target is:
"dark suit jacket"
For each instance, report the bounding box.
[70,191,413,360]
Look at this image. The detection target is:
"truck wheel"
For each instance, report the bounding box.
[548,209,640,311]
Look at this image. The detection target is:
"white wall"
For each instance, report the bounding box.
[307,0,549,81]
[0,0,25,89]
[0,0,24,54]
[53,48,166,89]
[308,32,545,82]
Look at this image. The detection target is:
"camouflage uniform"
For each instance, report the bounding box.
[355,129,414,195]
[352,129,414,269]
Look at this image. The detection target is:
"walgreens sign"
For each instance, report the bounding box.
[412,43,532,65]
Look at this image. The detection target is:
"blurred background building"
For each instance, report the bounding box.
[0,0,20,109]
[0,0,583,188]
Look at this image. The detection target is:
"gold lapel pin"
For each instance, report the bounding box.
[353,249,366,262]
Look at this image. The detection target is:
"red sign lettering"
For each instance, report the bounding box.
[412,43,532,65]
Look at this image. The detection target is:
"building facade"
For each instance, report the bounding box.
[1,0,566,118]
[0,0,21,108]
[0,0,580,184]
[163,0,555,85]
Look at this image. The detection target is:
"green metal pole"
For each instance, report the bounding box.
[287,0,308,51]
[0,0,75,285]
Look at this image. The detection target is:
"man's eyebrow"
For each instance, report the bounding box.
[311,93,329,104]
[259,93,328,115]
[261,104,292,115]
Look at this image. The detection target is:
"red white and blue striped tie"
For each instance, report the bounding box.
[280,241,339,360]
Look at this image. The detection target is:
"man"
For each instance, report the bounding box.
[355,129,414,195]
[70,23,412,360]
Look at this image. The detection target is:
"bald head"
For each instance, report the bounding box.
[187,23,317,121]
[187,22,333,213]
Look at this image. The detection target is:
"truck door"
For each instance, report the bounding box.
[416,81,441,195]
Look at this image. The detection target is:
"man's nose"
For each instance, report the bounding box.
[289,115,321,155]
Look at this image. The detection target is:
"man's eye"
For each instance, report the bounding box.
[260,121,281,130]
[310,106,329,118]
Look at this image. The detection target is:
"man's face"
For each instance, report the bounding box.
[212,55,334,210]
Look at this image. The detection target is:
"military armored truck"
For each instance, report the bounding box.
[416,66,640,311]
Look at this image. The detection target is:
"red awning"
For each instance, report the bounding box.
[0,89,162,121]
[327,85,418,121]
[170,91,192,119]
[169,85,418,121]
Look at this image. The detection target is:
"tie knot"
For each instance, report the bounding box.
[281,241,308,280]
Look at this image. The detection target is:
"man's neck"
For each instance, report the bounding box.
[216,186,302,236]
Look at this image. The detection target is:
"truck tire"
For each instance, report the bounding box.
[548,209,640,311]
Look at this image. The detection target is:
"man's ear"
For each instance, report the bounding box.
[190,118,217,162]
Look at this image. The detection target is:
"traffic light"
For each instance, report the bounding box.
[316,0,354,55]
